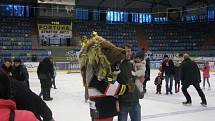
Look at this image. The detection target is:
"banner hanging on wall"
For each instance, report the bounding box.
[38,24,72,39]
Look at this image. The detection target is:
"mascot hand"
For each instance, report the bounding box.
[107,77,116,84]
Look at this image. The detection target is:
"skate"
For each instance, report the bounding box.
[182,101,192,106]
[201,102,207,107]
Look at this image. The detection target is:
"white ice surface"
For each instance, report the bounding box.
[29,70,215,121]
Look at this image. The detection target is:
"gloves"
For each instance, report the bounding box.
[107,77,116,84]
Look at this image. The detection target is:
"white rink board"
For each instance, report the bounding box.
[24,62,39,72]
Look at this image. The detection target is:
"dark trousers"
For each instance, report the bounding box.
[165,75,173,94]
[175,80,180,93]
[118,102,141,121]
[52,77,57,89]
[182,83,207,103]
[143,80,148,93]
[40,79,52,99]
[84,86,89,102]
[156,84,162,93]
[203,77,210,88]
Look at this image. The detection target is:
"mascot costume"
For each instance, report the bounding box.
[78,32,130,121]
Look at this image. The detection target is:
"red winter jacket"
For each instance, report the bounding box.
[0,99,39,121]
[202,65,210,78]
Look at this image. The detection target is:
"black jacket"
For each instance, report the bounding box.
[145,58,150,81]
[154,76,162,85]
[1,64,13,77]
[11,79,53,121]
[162,59,175,76]
[37,58,54,80]
[180,58,201,86]
[12,65,29,87]
[174,66,181,82]
[117,59,139,104]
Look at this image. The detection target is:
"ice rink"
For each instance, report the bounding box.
[29,70,215,121]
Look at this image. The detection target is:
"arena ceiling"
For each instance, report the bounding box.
[76,0,210,9]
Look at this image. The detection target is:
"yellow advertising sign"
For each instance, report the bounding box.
[38,24,71,31]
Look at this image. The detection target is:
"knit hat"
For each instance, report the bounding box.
[135,51,144,60]
[135,52,142,59]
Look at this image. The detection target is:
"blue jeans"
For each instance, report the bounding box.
[165,75,173,94]
[118,102,141,121]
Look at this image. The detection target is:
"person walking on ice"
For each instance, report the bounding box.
[201,61,211,90]
[180,54,207,107]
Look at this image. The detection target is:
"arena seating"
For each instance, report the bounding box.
[74,22,138,53]
[0,18,49,61]
[143,23,214,52]
[74,21,215,56]
[0,18,32,50]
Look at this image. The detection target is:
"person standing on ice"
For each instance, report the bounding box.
[118,44,141,121]
[12,58,30,89]
[161,55,175,95]
[154,72,163,94]
[174,60,181,93]
[143,55,150,93]
[50,58,57,89]
[37,57,54,101]
[201,61,211,90]
[180,54,207,106]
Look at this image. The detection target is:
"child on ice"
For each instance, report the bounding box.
[154,72,163,94]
